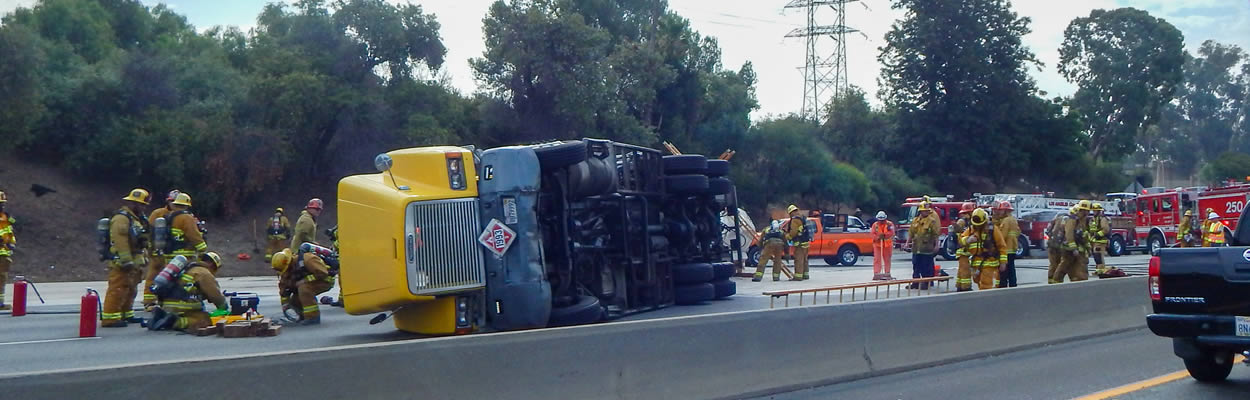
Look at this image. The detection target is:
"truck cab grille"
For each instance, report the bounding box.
[405,199,486,295]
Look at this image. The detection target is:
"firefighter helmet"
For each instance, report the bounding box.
[165,190,181,203]
[306,198,324,210]
[276,207,285,214]
[1091,203,1104,211]
[1077,200,1092,211]
[970,208,989,226]
[123,188,151,205]
[787,204,799,214]
[995,201,1013,211]
[271,249,294,273]
[201,252,223,270]
[917,202,931,212]
[0,191,6,203]
[959,202,976,215]
[1184,209,1193,216]
[172,193,192,207]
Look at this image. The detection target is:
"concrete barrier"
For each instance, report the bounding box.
[1,277,1148,399]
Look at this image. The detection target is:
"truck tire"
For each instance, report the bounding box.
[1016,234,1030,258]
[712,262,734,280]
[746,245,761,268]
[531,141,587,171]
[1147,233,1164,256]
[706,177,733,195]
[1184,353,1234,382]
[705,159,730,177]
[712,279,736,299]
[1108,235,1125,257]
[674,263,714,284]
[824,257,840,266]
[666,174,709,194]
[838,245,860,266]
[663,155,707,175]
[675,282,715,305]
[548,295,603,327]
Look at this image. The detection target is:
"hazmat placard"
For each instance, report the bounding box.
[479,219,516,258]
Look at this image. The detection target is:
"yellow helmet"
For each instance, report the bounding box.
[0,191,6,203]
[123,188,151,205]
[1091,203,1104,211]
[172,193,192,207]
[1184,209,1193,216]
[917,202,931,212]
[275,207,285,214]
[970,208,989,226]
[1077,200,1092,211]
[271,249,294,273]
[786,204,799,214]
[1069,205,1080,214]
[201,252,223,270]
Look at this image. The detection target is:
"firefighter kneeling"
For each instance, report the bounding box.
[149,252,228,332]
[272,243,337,325]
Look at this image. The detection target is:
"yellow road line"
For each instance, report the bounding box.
[1073,355,1245,400]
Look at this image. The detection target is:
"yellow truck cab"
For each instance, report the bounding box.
[337,139,741,335]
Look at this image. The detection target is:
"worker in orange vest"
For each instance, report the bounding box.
[1205,212,1226,247]
[870,211,896,280]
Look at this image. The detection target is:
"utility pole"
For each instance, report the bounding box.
[784,0,859,123]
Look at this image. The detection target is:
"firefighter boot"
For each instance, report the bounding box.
[149,307,177,331]
[751,272,763,282]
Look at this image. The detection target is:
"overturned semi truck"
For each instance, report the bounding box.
[337,139,742,335]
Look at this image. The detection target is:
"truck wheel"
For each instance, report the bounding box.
[705,159,730,177]
[711,279,736,299]
[1147,233,1164,256]
[706,177,733,195]
[548,295,603,327]
[1184,353,1234,382]
[663,155,708,175]
[674,263,714,284]
[712,262,734,280]
[746,245,760,268]
[839,245,860,266]
[666,174,709,194]
[675,282,715,305]
[1016,234,1030,258]
[1108,235,1125,257]
[531,140,587,171]
[824,257,840,266]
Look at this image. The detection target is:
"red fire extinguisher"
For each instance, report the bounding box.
[12,275,27,317]
[80,289,99,338]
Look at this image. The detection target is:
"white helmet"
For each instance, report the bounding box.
[1209,212,1220,220]
[876,211,887,220]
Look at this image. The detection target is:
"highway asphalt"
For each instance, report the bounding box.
[756,329,1250,400]
[0,252,1153,378]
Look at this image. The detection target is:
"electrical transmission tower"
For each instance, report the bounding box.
[785,0,859,122]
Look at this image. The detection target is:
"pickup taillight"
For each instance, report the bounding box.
[1148,256,1161,301]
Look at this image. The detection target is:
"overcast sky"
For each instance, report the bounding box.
[3,0,1248,118]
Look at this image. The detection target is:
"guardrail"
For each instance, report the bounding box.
[763,276,953,308]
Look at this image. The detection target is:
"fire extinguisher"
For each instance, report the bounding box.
[12,275,27,317]
[80,288,100,338]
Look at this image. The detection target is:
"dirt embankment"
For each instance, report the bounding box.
[0,156,338,282]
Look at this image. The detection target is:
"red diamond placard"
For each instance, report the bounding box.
[479,218,516,258]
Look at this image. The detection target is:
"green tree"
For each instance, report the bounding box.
[732,116,871,217]
[820,86,895,166]
[1058,7,1185,161]
[878,0,1044,190]
[1200,152,1250,183]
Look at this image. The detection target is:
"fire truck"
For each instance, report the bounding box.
[1125,183,1250,255]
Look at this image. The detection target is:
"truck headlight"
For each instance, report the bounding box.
[447,153,467,190]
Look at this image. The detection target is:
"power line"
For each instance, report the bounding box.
[783,0,860,122]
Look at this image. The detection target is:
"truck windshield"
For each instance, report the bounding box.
[901,205,917,225]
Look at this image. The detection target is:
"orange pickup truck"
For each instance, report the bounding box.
[746,214,876,267]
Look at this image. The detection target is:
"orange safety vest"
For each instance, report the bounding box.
[871,220,895,243]
[1207,221,1226,245]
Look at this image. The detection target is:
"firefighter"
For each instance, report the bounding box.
[871,211,896,280]
[1045,210,1068,284]
[993,201,1021,288]
[1088,203,1112,275]
[963,208,1007,290]
[166,193,208,260]
[952,202,976,291]
[0,191,15,311]
[265,207,292,263]
[148,252,228,332]
[753,220,787,282]
[142,190,180,309]
[102,189,151,327]
[1205,212,1226,247]
[908,201,940,289]
[1054,201,1091,283]
[1178,210,1199,247]
[272,248,335,325]
[290,198,323,254]
[784,205,810,281]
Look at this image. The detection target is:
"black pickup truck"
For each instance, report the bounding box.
[1147,208,1250,382]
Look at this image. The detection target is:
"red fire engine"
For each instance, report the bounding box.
[1123,182,1250,254]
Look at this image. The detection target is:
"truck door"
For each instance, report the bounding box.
[816,214,839,254]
